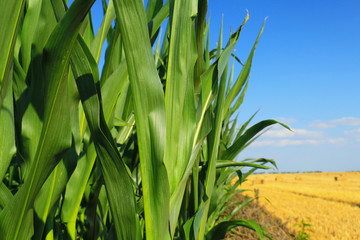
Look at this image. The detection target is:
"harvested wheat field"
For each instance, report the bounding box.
[240,171,360,239]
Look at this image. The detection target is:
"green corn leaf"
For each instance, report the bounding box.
[0,184,12,211]
[206,219,264,240]
[0,0,24,97]
[216,15,223,59]
[100,27,120,83]
[0,81,16,182]
[215,160,272,169]
[217,189,243,208]
[148,1,169,39]
[226,57,235,95]
[42,200,58,240]
[97,185,110,234]
[116,113,135,144]
[114,116,133,127]
[52,6,132,239]
[61,149,93,239]
[101,60,128,126]
[16,1,59,172]
[20,0,42,72]
[47,4,97,238]
[236,110,259,139]
[12,57,27,100]
[68,69,82,154]
[154,29,163,67]
[194,0,208,88]
[61,31,129,240]
[223,16,263,117]
[204,17,211,69]
[164,0,197,196]
[196,14,249,239]
[70,36,138,240]
[169,139,204,236]
[0,0,94,239]
[230,159,277,186]
[193,202,208,240]
[200,57,216,109]
[221,198,254,222]
[82,12,95,47]
[192,94,213,214]
[222,120,290,160]
[207,186,246,230]
[113,0,170,239]
[252,158,278,169]
[226,114,239,148]
[19,56,46,181]
[145,0,163,21]
[207,63,229,192]
[0,0,24,183]
[0,1,288,239]
[215,168,236,187]
[200,14,247,112]
[33,149,78,240]
[32,0,58,57]
[147,0,164,45]
[183,216,195,240]
[113,81,133,127]
[226,77,249,119]
[158,21,171,67]
[196,60,228,240]
[90,0,115,64]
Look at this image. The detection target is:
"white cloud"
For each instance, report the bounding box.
[252,139,319,147]
[250,124,324,147]
[261,128,294,138]
[327,138,347,144]
[309,121,334,129]
[344,128,360,142]
[249,121,350,147]
[332,117,360,126]
[293,129,323,138]
[345,128,360,135]
[310,117,360,129]
[262,127,323,139]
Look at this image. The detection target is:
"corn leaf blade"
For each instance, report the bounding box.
[0,0,24,95]
[70,36,138,240]
[222,120,290,160]
[113,0,170,239]
[165,0,197,198]
[0,0,24,183]
[0,0,94,238]
[206,219,264,240]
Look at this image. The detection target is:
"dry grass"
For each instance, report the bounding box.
[241,171,360,239]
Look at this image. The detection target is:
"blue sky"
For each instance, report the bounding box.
[206,0,360,172]
[83,0,360,172]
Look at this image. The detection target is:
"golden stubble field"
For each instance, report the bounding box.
[242,171,360,239]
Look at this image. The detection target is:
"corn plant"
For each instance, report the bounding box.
[0,0,288,239]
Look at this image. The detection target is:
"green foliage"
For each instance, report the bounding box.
[294,220,313,240]
[0,0,289,239]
